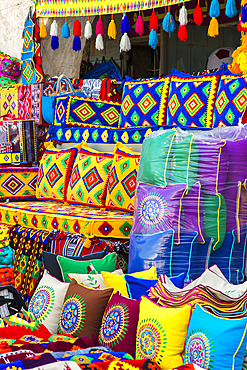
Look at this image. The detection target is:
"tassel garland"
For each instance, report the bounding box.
[40,20,47,38]
[193,4,203,28]
[208,17,219,37]
[96,17,105,37]
[50,20,59,50]
[61,22,70,39]
[149,29,158,49]
[135,14,144,36]
[149,10,158,31]
[120,32,131,52]
[163,11,175,37]
[108,18,117,39]
[209,0,220,18]
[225,0,237,17]
[178,24,188,42]
[84,20,92,40]
[95,34,104,51]
[121,15,131,34]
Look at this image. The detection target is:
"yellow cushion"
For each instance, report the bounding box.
[105,142,140,213]
[102,266,157,297]
[136,296,192,369]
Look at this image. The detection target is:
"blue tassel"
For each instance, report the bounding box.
[62,22,70,38]
[225,0,237,17]
[149,29,158,49]
[209,0,220,18]
[121,15,131,34]
[162,12,175,37]
[241,4,247,23]
[73,35,81,51]
[51,36,59,50]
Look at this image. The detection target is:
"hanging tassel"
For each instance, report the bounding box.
[135,13,144,36]
[241,4,247,22]
[208,17,219,37]
[120,32,131,52]
[40,20,47,38]
[209,0,220,18]
[96,17,105,37]
[149,29,158,49]
[73,35,81,51]
[163,11,176,37]
[51,36,59,50]
[95,34,104,51]
[149,10,158,31]
[108,16,117,39]
[178,25,188,42]
[50,19,59,50]
[61,21,70,39]
[225,0,237,17]
[193,4,203,28]
[73,18,81,36]
[179,5,188,25]
[121,14,131,34]
[242,0,247,5]
[84,19,92,40]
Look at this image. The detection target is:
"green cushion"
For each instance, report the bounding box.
[137,130,176,187]
[57,252,117,282]
[168,134,199,189]
[203,193,227,250]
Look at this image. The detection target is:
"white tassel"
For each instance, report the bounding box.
[50,19,58,36]
[179,5,188,26]
[120,32,131,52]
[95,34,104,51]
[84,20,92,40]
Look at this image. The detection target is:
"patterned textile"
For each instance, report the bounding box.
[0,311,37,329]
[18,85,32,120]
[67,146,114,207]
[32,12,44,84]
[0,153,20,164]
[65,97,121,128]
[78,359,161,369]
[166,75,219,128]
[81,79,102,99]
[0,52,21,82]
[48,232,86,256]
[0,201,133,239]
[213,75,247,127]
[119,77,171,128]
[0,142,12,153]
[9,225,50,305]
[31,83,42,125]
[99,78,122,102]
[0,86,18,117]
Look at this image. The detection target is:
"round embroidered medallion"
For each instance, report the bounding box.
[185,331,212,368]
[100,303,129,346]
[58,295,86,336]
[29,286,55,322]
[138,193,168,228]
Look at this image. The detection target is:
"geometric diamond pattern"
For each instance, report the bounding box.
[184,93,204,117]
[70,164,80,190]
[46,164,63,188]
[134,85,144,98]
[169,93,181,117]
[73,102,96,122]
[137,92,157,114]
[100,107,120,126]
[215,90,229,115]
[82,167,103,192]
[122,169,137,198]
[108,167,119,193]
[122,95,135,117]
[2,175,25,195]
[233,88,247,113]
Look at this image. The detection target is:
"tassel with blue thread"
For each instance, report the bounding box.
[135,11,144,36]
[208,0,220,37]
[73,18,81,51]
[149,9,159,49]
[50,19,59,50]
[61,17,70,39]
[163,7,175,37]
[120,14,131,52]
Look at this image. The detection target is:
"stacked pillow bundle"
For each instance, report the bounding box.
[129,125,247,284]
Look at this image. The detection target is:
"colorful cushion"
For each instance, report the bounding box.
[166,75,219,128]
[28,270,69,334]
[136,296,192,369]
[57,252,117,282]
[137,129,176,187]
[222,182,242,240]
[67,269,123,289]
[66,97,121,128]
[189,236,213,281]
[67,146,114,207]
[58,278,113,338]
[213,75,247,127]
[184,304,247,370]
[99,292,140,357]
[119,77,171,128]
[226,138,247,185]
[105,143,140,212]
[36,144,79,202]
[102,266,157,297]
[132,183,187,243]
[42,250,106,281]
[203,193,227,250]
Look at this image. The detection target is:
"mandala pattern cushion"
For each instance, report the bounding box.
[67,269,123,289]
[99,291,140,357]
[36,144,79,202]
[119,77,171,128]
[184,304,247,370]
[105,143,140,213]
[67,146,114,207]
[166,75,219,128]
[58,278,113,338]
[213,75,247,127]
[28,270,69,334]
[136,296,192,370]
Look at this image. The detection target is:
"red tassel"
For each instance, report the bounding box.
[178,25,188,42]
[73,19,81,36]
[150,10,158,31]
[193,4,203,28]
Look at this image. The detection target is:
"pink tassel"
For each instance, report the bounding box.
[135,14,144,36]
[96,17,105,36]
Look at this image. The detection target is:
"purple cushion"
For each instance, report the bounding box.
[222,182,242,242]
[197,140,228,195]
[226,139,247,185]
[132,183,187,243]
[181,181,204,243]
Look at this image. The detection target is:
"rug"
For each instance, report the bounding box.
[18,85,32,120]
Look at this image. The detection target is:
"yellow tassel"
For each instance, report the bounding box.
[108,19,117,39]
[40,20,47,38]
[237,52,247,74]
[84,237,92,249]
[241,0,247,6]
[208,17,219,38]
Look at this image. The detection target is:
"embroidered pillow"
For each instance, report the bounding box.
[119,77,171,128]
[137,129,176,187]
[58,279,113,338]
[105,143,140,212]
[166,75,219,128]
[132,183,187,243]
[99,292,140,357]
[226,138,247,185]
[67,146,114,207]
[136,296,192,370]
[28,270,69,334]
[184,304,247,370]
[36,144,79,202]
[213,75,247,127]
[67,269,123,289]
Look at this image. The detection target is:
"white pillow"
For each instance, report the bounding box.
[28,270,69,334]
[67,269,123,289]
